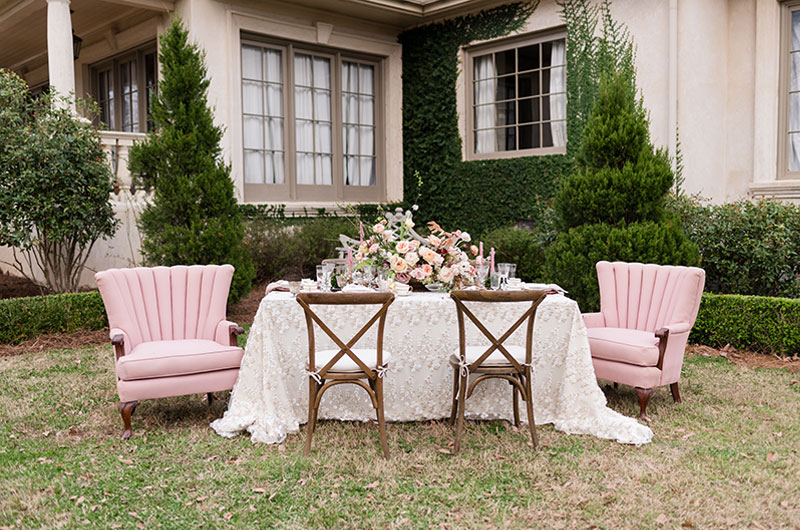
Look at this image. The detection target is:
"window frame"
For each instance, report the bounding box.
[779,1,800,179]
[241,35,385,203]
[463,28,567,161]
[89,42,157,133]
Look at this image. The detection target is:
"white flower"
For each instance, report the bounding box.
[461,232,471,242]
[405,218,415,228]
[404,252,419,266]
[438,266,455,283]
[412,204,419,211]
[428,235,442,247]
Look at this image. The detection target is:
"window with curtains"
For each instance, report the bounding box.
[90,43,157,133]
[465,32,566,159]
[241,38,381,202]
[782,2,800,178]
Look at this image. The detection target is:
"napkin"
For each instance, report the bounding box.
[523,282,567,294]
[342,284,374,293]
[265,280,290,294]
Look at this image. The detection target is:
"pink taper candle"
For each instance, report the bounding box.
[489,247,495,273]
[479,241,484,265]
[347,246,353,273]
[359,221,364,244]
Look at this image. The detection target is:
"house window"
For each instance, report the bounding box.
[241,38,383,202]
[782,3,800,177]
[465,31,566,159]
[90,43,157,133]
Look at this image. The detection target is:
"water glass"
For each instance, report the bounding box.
[317,265,331,292]
[476,263,489,289]
[507,263,517,279]
[497,263,511,290]
[334,264,349,290]
[362,265,376,288]
[490,272,501,290]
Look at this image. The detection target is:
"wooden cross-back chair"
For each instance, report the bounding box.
[449,290,547,453]
[295,292,395,457]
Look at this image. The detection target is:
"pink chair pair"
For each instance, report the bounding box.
[95,264,245,439]
[584,261,705,420]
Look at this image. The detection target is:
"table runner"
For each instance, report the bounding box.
[211,292,653,445]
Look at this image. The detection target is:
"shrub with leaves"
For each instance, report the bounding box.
[128,20,254,303]
[480,226,546,282]
[0,69,118,293]
[669,195,800,298]
[546,70,698,311]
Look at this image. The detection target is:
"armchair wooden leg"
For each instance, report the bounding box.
[304,379,320,456]
[207,393,214,407]
[635,387,654,422]
[449,364,460,426]
[670,382,681,403]
[119,401,139,440]
[375,377,389,459]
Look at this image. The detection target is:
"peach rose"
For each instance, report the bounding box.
[470,245,479,256]
[390,255,408,273]
[369,243,379,254]
[428,235,442,247]
[373,222,385,234]
[438,266,455,283]
[396,240,414,254]
[404,251,419,266]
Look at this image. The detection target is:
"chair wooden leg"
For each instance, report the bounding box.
[613,382,619,390]
[119,401,138,440]
[375,377,389,459]
[523,368,537,450]
[670,382,681,403]
[635,387,654,422]
[512,379,520,428]
[449,365,460,426]
[304,379,320,456]
[453,371,468,454]
[207,392,214,407]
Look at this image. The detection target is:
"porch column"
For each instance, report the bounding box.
[46,0,75,111]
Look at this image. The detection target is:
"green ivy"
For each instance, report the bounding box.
[399,2,577,235]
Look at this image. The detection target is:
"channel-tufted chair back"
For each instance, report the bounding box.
[95,264,234,352]
[596,261,705,333]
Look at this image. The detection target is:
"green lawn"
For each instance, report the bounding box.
[1,344,799,529]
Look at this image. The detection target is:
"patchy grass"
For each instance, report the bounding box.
[1,346,799,529]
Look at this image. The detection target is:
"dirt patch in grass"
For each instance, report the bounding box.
[687,344,800,373]
[0,329,110,357]
[227,282,267,326]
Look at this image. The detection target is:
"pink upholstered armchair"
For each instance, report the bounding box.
[584,261,705,420]
[95,264,245,439]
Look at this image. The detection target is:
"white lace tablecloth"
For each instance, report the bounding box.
[211,292,653,445]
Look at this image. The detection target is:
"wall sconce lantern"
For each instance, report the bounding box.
[72,30,83,60]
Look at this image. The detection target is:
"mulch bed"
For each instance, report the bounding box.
[0,271,50,299]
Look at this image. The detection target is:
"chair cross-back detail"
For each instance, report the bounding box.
[295,292,395,457]
[449,290,547,453]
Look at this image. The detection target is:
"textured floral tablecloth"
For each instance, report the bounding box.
[211,292,653,445]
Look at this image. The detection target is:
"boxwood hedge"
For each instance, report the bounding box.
[0,291,108,345]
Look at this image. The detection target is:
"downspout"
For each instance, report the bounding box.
[668,0,678,170]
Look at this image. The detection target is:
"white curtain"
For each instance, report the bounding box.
[790,13,800,171]
[242,46,284,184]
[342,62,375,186]
[549,40,567,148]
[295,54,332,185]
[264,49,283,184]
[474,55,496,154]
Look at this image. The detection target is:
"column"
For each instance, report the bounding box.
[46,0,76,111]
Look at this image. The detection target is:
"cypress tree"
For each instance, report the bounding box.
[128,19,254,302]
[545,71,698,311]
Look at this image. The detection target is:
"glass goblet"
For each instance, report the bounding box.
[476,263,489,289]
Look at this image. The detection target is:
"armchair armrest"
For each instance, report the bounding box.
[654,328,671,370]
[111,334,125,361]
[216,320,245,347]
[582,312,605,328]
[662,322,692,335]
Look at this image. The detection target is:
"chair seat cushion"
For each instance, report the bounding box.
[587,327,660,367]
[463,345,527,366]
[312,348,391,373]
[117,340,244,381]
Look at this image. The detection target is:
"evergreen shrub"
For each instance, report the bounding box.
[546,71,698,311]
[669,195,800,298]
[128,20,254,303]
[0,291,107,345]
[481,226,546,282]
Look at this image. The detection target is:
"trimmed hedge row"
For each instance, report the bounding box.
[0,291,108,345]
[691,293,800,356]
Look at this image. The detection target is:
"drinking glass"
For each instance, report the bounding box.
[362,265,376,288]
[490,272,501,290]
[476,263,489,289]
[507,263,517,279]
[497,263,511,290]
[316,265,325,290]
[334,264,349,290]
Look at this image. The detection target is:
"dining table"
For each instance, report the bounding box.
[211,290,653,445]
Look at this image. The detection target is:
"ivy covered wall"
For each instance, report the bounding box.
[399,2,574,236]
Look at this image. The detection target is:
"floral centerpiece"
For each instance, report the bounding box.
[354,209,480,291]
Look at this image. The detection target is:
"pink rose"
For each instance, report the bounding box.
[412,240,421,249]
[420,247,436,264]
[373,223,385,234]
[438,266,455,283]
[428,235,442,247]
[369,243,379,254]
[470,245,479,256]
[390,255,408,273]
[404,252,419,266]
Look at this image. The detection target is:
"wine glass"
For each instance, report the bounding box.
[497,263,511,290]
[334,264,348,290]
[362,265,376,288]
[316,265,326,291]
